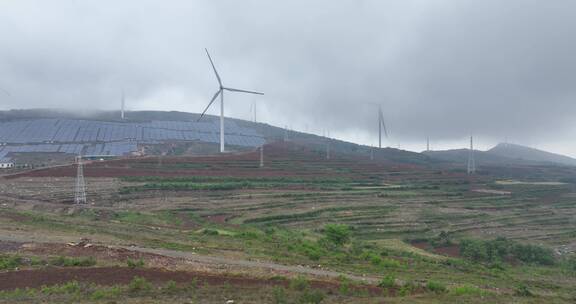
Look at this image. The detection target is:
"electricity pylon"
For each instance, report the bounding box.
[467,136,476,175]
[74,156,87,204]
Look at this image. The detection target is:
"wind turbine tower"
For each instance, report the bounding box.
[250,101,258,123]
[74,155,87,205]
[121,90,125,120]
[367,103,388,148]
[198,49,264,153]
[467,136,476,175]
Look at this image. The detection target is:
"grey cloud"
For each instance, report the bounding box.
[0,0,575,153]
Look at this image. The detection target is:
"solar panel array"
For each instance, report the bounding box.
[0,118,265,162]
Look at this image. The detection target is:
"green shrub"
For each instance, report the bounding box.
[381,258,402,268]
[563,255,576,273]
[451,284,489,296]
[299,241,324,261]
[127,258,145,268]
[203,229,219,236]
[512,244,554,265]
[50,256,96,267]
[398,280,416,297]
[290,276,310,291]
[128,276,153,293]
[272,286,288,304]
[90,286,122,300]
[337,276,355,295]
[322,224,351,246]
[41,281,80,295]
[378,275,396,288]
[297,289,325,304]
[162,280,178,294]
[426,280,447,294]
[515,284,533,297]
[0,255,23,270]
[459,237,555,266]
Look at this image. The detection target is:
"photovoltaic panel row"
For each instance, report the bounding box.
[0,118,265,148]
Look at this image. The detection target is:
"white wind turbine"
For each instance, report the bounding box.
[367,103,389,148]
[198,49,264,153]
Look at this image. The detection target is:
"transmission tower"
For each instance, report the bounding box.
[467,136,476,175]
[74,156,87,204]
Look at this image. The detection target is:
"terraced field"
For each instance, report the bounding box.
[1,142,576,303]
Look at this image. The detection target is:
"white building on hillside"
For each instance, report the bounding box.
[0,159,14,169]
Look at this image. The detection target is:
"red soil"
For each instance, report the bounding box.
[6,142,430,181]
[0,266,384,296]
[411,241,461,258]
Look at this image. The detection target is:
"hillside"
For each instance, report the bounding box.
[422,148,519,166]
[489,143,576,166]
[424,143,576,168]
[0,109,431,166]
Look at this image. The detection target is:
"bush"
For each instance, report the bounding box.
[299,241,324,261]
[450,284,489,296]
[0,255,23,270]
[297,289,325,304]
[272,286,288,304]
[563,255,576,273]
[322,224,351,246]
[41,281,80,295]
[459,237,555,266]
[426,280,447,294]
[127,258,145,268]
[90,286,122,300]
[398,280,416,297]
[290,276,310,291]
[512,244,554,265]
[378,275,396,288]
[50,256,96,267]
[337,276,355,295]
[128,276,153,293]
[515,284,533,297]
[381,258,402,269]
[162,280,178,294]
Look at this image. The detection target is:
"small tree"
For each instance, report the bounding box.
[323,224,351,246]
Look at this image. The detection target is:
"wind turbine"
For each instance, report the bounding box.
[367,103,389,148]
[198,49,264,153]
[120,89,125,120]
[249,100,258,123]
[0,88,10,96]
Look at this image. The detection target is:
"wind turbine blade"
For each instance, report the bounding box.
[205,48,223,87]
[223,87,264,95]
[379,109,389,138]
[197,89,222,121]
[0,88,10,96]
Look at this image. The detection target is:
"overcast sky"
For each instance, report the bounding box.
[1,0,576,156]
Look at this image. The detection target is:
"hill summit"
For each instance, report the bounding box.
[488,143,576,167]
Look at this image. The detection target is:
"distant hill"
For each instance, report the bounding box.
[488,143,576,167]
[424,143,576,167]
[423,149,518,165]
